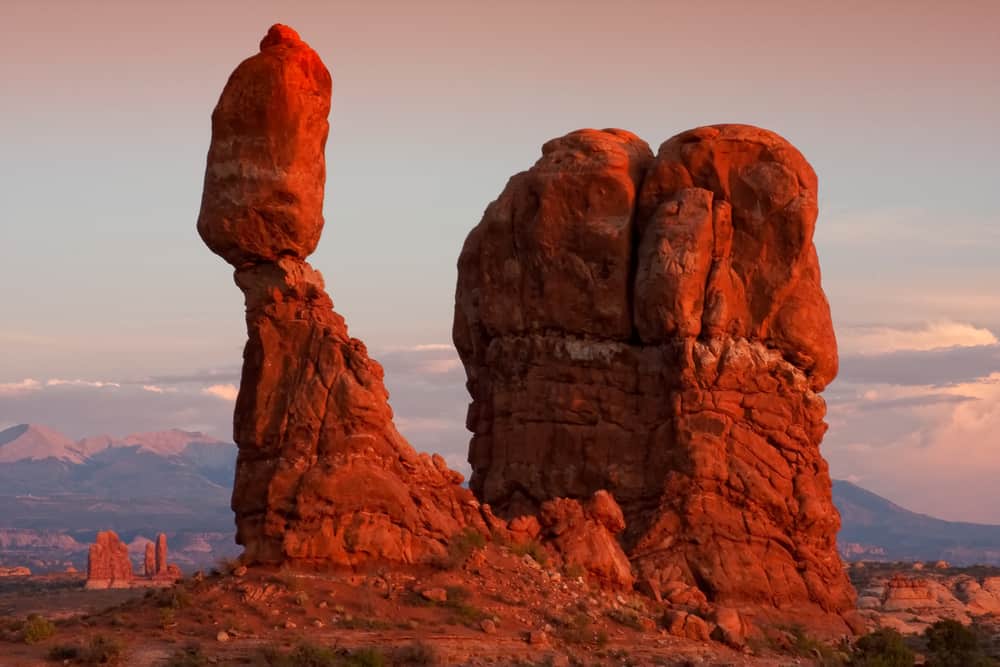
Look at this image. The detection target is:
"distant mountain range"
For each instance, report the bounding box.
[4,423,1000,572]
[0,424,238,573]
[832,479,1000,565]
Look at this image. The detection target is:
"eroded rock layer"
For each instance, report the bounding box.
[454,124,855,628]
[199,25,489,566]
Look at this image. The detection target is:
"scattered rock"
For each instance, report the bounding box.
[233,565,248,577]
[480,618,497,634]
[528,629,549,645]
[662,610,711,642]
[216,631,230,642]
[712,607,749,648]
[534,491,633,589]
[422,588,448,603]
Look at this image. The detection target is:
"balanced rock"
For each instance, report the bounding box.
[85,531,133,589]
[454,124,854,631]
[198,25,490,566]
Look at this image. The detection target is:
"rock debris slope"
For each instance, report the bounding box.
[454,125,856,629]
[197,25,492,566]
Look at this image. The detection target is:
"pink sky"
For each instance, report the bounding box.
[1,1,999,521]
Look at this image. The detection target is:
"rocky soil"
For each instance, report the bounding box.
[0,544,840,666]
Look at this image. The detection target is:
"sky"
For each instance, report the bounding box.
[1,0,999,521]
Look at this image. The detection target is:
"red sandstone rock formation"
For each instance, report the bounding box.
[155,533,168,575]
[85,531,133,590]
[198,25,491,566]
[143,542,155,577]
[536,490,633,589]
[454,124,856,631]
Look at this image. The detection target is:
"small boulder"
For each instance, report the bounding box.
[421,588,448,603]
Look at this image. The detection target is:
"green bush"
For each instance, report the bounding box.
[255,642,387,667]
[391,641,436,665]
[511,539,548,566]
[442,528,487,568]
[851,628,915,667]
[924,620,996,667]
[22,614,55,644]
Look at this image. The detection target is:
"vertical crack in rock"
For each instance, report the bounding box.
[198,25,493,567]
[454,124,857,632]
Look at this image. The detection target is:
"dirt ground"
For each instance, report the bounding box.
[0,546,830,667]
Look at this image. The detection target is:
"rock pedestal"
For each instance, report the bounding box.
[143,542,156,577]
[198,25,491,567]
[454,125,855,630]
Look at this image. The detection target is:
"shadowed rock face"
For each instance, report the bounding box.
[198,25,492,566]
[454,124,855,629]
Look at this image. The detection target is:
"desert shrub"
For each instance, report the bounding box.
[442,527,486,568]
[605,608,643,631]
[392,641,437,665]
[80,635,124,665]
[47,644,81,660]
[159,607,176,629]
[165,644,211,667]
[554,612,594,644]
[851,628,915,667]
[157,586,193,610]
[22,614,56,644]
[333,615,393,631]
[255,642,384,667]
[924,619,996,667]
[344,648,386,667]
[783,624,845,664]
[511,539,548,566]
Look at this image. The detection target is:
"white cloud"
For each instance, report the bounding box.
[0,379,41,395]
[838,321,997,356]
[141,384,176,394]
[46,379,121,389]
[201,384,239,401]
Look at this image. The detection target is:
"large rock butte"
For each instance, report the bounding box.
[85,531,133,590]
[454,125,856,629]
[198,25,494,566]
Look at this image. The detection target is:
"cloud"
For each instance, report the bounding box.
[0,382,234,441]
[46,379,121,389]
[838,321,998,356]
[0,379,42,395]
[141,385,176,394]
[144,369,241,385]
[839,344,1000,387]
[826,360,1000,523]
[201,384,239,401]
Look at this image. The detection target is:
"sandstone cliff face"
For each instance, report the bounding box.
[454,125,854,628]
[198,25,490,566]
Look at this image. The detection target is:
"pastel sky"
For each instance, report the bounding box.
[1,1,999,521]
